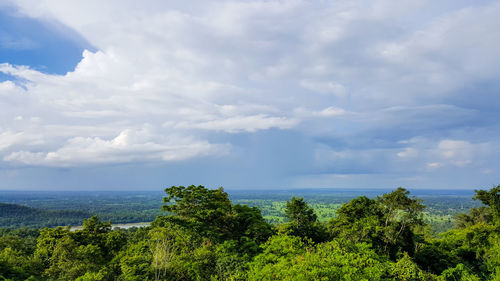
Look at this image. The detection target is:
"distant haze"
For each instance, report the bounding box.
[0,1,499,190]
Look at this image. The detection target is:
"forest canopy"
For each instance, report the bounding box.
[0,185,499,280]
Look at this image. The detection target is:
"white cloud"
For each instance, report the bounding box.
[4,128,229,166]
[0,131,31,151]
[299,80,347,97]
[435,139,488,167]
[1,0,500,187]
[313,107,346,117]
[171,114,297,133]
[396,138,495,170]
[0,129,45,152]
[397,148,417,158]
[373,2,500,98]
[438,140,470,159]
[293,107,346,119]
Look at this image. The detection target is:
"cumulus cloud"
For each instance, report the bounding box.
[395,138,497,170]
[4,128,228,166]
[435,140,489,167]
[1,0,500,188]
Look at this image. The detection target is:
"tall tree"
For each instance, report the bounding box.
[285,197,317,225]
[283,197,327,242]
[328,196,385,251]
[162,185,273,244]
[473,185,500,224]
[329,188,426,259]
[162,185,233,241]
[378,187,426,257]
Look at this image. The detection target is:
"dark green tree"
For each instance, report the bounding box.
[230,204,274,244]
[328,196,386,252]
[473,185,500,224]
[438,263,481,281]
[455,207,492,228]
[422,186,500,278]
[378,187,426,257]
[162,185,233,241]
[285,197,317,225]
[162,185,273,245]
[329,188,426,259]
[282,197,328,242]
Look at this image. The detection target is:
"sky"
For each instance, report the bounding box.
[0,0,499,190]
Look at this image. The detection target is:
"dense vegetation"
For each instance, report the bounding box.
[0,191,164,228]
[0,203,92,228]
[0,185,499,280]
[0,190,480,233]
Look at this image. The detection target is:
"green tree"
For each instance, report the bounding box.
[473,185,500,224]
[438,264,480,281]
[148,223,200,281]
[32,216,124,281]
[248,235,387,281]
[34,226,71,270]
[230,204,274,244]
[119,240,154,281]
[378,188,426,258]
[282,197,328,242]
[427,186,500,277]
[390,252,429,281]
[162,185,273,244]
[212,240,253,281]
[0,247,31,281]
[413,242,456,275]
[162,185,233,241]
[285,197,317,225]
[484,233,500,280]
[328,188,426,259]
[328,196,386,255]
[455,207,492,228]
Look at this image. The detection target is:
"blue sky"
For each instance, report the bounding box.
[0,0,499,190]
[0,5,92,75]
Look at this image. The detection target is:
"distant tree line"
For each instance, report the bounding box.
[0,203,91,228]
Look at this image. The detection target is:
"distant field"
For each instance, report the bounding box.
[229,189,479,233]
[0,188,482,233]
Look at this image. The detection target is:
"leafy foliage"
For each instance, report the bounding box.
[474,185,500,223]
[281,197,329,243]
[0,185,499,280]
[328,188,426,260]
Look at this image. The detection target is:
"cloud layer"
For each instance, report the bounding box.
[1,0,500,189]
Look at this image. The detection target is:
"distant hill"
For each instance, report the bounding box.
[0,202,39,217]
[0,202,92,228]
